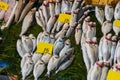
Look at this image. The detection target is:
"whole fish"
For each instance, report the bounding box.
[101,21,112,36]
[49,0,55,16]
[18,0,35,23]
[46,15,57,33]
[14,0,26,23]
[53,37,64,55]
[75,24,82,45]
[114,1,120,20]
[46,55,60,77]
[55,55,75,74]
[32,52,42,64]
[33,60,45,80]
[113,20,120,35]
[41,54,52,64]
[95,6,104,25]
[22,59,33,80]
[59,39,71,58]
[105,4,114,21]
[29,34,37,52]
[21,35,33,53]
[16,39,27,58]
[19,8,36,37]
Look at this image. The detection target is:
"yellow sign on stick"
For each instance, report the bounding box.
[113,20,120,27]
[0,2,9,10]
[36,42,54,55]
[107,70,120,80]
[58,14,72,23]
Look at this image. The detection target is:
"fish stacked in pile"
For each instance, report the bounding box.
[81,2,120,80]
[0,0,18,30]
[16,32,75,80]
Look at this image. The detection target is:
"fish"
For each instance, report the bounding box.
[41,53,52,64]
[56,21,64,32]
[51,21,58,34]
[29,34,37,52]
[32,52,42,64]
[101,21,112,36]
[21,35,33,53]
[46,55,60,77]
[105,4,114,21]
[49,0,55,16]
[115,40,120,65]
[53,37,64,55]
[41,32,50,43]
[1,1,18,30]
[36,32,43,44]
[33,60,45,80]
[16,39,27,58]
[22,59,33,80]
[61,0,71,13]
[14,0,26,23]
[71,0,81,12]
[100,66,109,80]
[81,33,86,48]
[113,20,120,35]
[114,1,120,20]
[19,8,36,37]
[59,39,71,58]
[95,6,104,25]
[75,24,82,45]
[18,0,35,23]
[55,0,61,15]
[55,55,75,74]
[46,15,57,33]
[50,33,55,44]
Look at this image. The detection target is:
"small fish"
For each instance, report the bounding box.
[32,52,42,64]
[41,54,52,64]
[114,1,120,20]
[16,39,27,58]
[105,4,114,21]
[53,37,64,55]
[29,34,37,52]
[59,39,71,58]
[21,35,33,53]
[95,6,104,25]
[46,55,60,77]
[101,21,112,36]
[33,60,45,80]
[19,8,36,37]
[18,0,35,23]
[75,24,82,45]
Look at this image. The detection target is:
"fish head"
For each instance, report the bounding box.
[111,35,117,42]
[63,23,69,30]
[85,16,90,22]
[30,8,36,14]
[66,48,74,55]
[65,39,71,45]
[105,33,112,40]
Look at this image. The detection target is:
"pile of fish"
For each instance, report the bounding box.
[0,0,18,30]
[16,31,75,80]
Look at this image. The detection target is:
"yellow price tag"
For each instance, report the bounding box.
[107,70,120,80]
[36,42,54,55]
[0,2,9,10]
[58,14,72,23]
[113,20,120,27]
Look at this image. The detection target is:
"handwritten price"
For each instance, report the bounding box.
[58,14,72,23]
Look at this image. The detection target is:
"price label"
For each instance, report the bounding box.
[0,2,9,10]
[113,20,120,27]
[58,14,72,23]
[107,70,120,80]
[36,42,54,55]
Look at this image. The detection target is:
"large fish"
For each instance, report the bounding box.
[114,1,120,20]
[18,0,35,23]
[19,8,36,37]
[105,4,114,21]
[95,6,104,25]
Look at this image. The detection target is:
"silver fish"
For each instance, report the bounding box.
[55,0,61,15]
[71,0,81,12]
[49,1,55,16]
[114,1,120,20]
[37,32,43,45]
[41,53,52,64]
[56,21,64,32]
[41,32,50,43]
[19,8,36,37]
[32,52,42,64]
[50,33,55,44]
[61,0,71,13]
[100,66,109,80]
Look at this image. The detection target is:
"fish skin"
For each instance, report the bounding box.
[32,52,42,64]
[55,55,75,74]
[71,0,81,12]
[46,55,60,77]
[14,0,26,23]
[41,32,50,43]
[19,8,36,37]
[49,1,55,16]
[114,1,120,20]
[18,0,35,23]
[53,37,64,55]
[56,21,64,32]
[37,32,43,45]
[29,34,37,52]
[100,66,109,80]
[51,21,58,34]
[95,6,104,25]
[21,35,33,53]
[61,0,71,13]
[59,39,71,58]
[16,39,27,58]
[50,33,55,44]
[105,4,114,21]
[101,21,112,36]
[55,1,61,15]
[75,24,82,45]
[116,40,120,64]
[33,60,45,80]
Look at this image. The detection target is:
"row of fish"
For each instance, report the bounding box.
[16,32,75,80]
[95,1,120,25]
